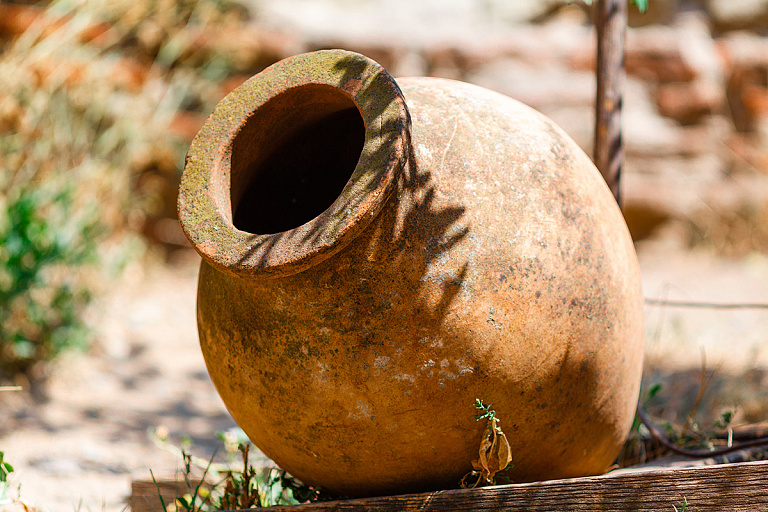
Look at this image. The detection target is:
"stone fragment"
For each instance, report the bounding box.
[656,81,725,125]
[707,0,768,33]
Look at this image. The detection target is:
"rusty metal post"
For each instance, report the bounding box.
[594,0,626,208]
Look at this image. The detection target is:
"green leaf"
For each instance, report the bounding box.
[646,383,662,402]
[0,451,14,483]
[149,469,169,512]
[176,496,191,511]
[715,410,734,430]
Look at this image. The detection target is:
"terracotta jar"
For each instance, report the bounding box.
[178,50,644,497]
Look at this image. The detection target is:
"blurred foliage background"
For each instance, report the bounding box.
[0,0,271,393]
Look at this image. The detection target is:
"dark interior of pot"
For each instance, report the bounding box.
[228,84,365,235]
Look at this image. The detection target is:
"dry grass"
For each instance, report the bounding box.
[0,0,263,388]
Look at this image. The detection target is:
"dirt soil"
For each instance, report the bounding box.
[1,251,239,512]
[2,243,768,512]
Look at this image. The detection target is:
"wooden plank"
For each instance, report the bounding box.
[261,460,768,511]
[622,445,768,472]
[130,476,208,512]
[593,0,626,207]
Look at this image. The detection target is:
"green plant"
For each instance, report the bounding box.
[217,446,322,508]
[673,497,688,512]
[0,3,129,386]
[216,444,260,510]
[620,370,766,465]
[214,443,324,509]
[0,0,217,387]
[0,452,13,484]
[0,451,15,503]
[149,429,324,511]
[150,450,217,512]
[714,410,734,431]
[0,0,289,388]
[615,383,665,467]
[461,399,514,488]
[0,183,101,382]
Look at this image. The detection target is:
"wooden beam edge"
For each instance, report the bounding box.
[259,460,768,511]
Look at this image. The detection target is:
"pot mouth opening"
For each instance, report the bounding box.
[229,85,365,235]
[178,50,410,279]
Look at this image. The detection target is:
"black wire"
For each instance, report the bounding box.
[635,403,768,458]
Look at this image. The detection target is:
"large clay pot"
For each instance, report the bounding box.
[178,50,644,497]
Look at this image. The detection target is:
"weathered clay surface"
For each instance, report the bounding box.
[178,50,644,497]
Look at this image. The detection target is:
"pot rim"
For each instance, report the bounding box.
[178,49,410,278]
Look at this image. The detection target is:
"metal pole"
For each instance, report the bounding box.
[594,0,626,208]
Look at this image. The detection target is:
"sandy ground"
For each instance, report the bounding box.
[1,251,237,512]
[2,243,768,512]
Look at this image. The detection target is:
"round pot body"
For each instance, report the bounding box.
[178,50,644,497]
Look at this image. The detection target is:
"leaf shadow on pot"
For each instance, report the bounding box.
[226,53,470,316]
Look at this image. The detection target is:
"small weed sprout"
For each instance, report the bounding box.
[0,451,14,503]
[461,399,514,488]
[0,451,27,509]
[150,448,216,512]
[148,429,323,510]
[214,443,323,508]
[673,497,688,512]
[217,444,260,510]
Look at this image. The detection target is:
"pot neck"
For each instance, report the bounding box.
[178,50,410,279]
